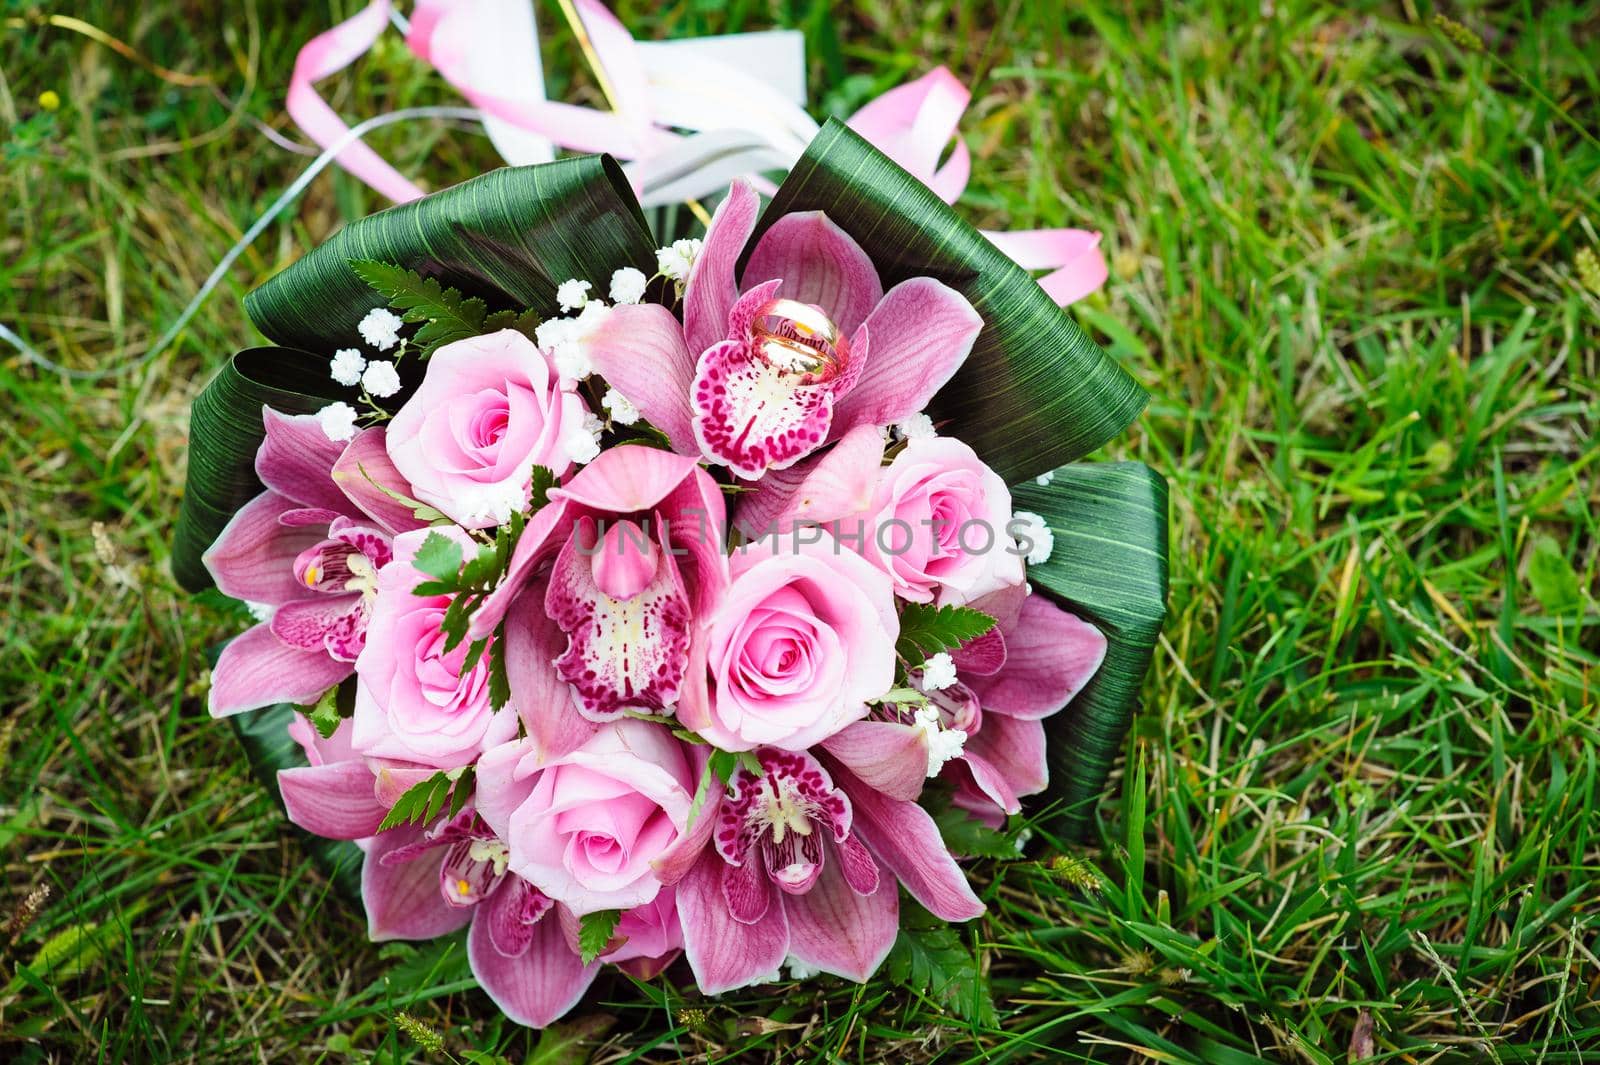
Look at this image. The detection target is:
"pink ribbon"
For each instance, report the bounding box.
[283,0,1108,305]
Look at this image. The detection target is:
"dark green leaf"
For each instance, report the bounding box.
[171,347,346,592]
[378,770,457,832]
[577,910,621,964]
[1011,462,1169,839]
[923,786,1019,859]
[528,466,557,511]
[246,157,655,354]
[884,903,997,1027]
[174,158,655,590]
[349,259,497,358]
[488,630,511,711]
[755,120,1147,482]
[895,603,995,665]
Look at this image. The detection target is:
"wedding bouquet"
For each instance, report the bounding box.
[173,122,1167,1026]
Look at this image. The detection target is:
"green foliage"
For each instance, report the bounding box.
[577,910,621,965]
[12,2,1600,1060]
[884,903,997,1027]
[350,259,538,359]
[758,121,1148,482]
[923,786,1020,860]
[307,686,343,740]
[378,766,475,832]
[894,603,995,666]
[1528,535,1582,614]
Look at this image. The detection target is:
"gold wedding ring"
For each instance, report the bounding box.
[750,298,847,373]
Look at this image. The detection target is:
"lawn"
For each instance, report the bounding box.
[3,1,1598,1061]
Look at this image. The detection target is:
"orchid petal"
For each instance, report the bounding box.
[363,825,474,942]
[783,853,897,983]
[504,595,598,761]
[257,408,351,513]
[203,492,324,605]
[678,850,789,994]
[585,305,700,454]
[964,713,1047,801]
[968,598,1107,719]
[821,720,928,802]
[331,426,429,535]
[734,423,885,537]
[683,178,760,357]
[468,900,597,1028]
[549,444,704,515]
[835,766,984,922]
[691,338,836,480]
[831,278,982,435]
[209,623,352,718]
[742,211,884,336]
[278,761,386,840]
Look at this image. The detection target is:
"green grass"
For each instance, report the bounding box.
[3,0,1598,1061]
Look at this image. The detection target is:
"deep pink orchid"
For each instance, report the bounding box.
[275,730,604,1031]
[588,179,983,480]
[205,412,426,718]
[469,446,727,754]
[677,747,982,993]
[827,584,1108,822]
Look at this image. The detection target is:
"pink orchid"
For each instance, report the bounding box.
[677,748,982,993]
[205,412,425,718]
[274,734,601,1030]
[470,446,727,752]
[588,179,983,480]
[367,810,600,1029]
[827,585,1108,820]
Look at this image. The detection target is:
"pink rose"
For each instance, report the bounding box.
[474,721,698,915]
[851,436,1024,605]
[386,329,586,528]
[352,527,518,768]
[679,535,898,751]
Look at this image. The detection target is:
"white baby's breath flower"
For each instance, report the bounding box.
[329,348,366,386]
[656,238,702,282]
[552,343,593,389]
[1035,469,1056,486]
[358,307,403,351]
[609,266,648,304]
[316,401,359,442]
[893,412,936,440]
[783,956,822,981]
[601,388,640,425]
[473,479,529,527]
[244,601,275,623]
[913,705,967,777]
[919,652,958,691]
[562,411,604,466]
[1012,510,1054,565]
[361,360,402,398]
[556,278,592,312]
[535,316,576,351]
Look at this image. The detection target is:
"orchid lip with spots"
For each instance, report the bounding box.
[190,132,1144,1031]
